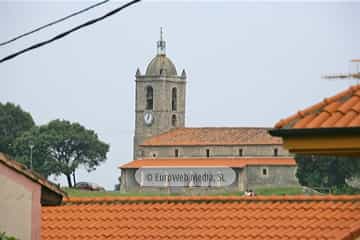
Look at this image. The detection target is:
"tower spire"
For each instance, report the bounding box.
[157,27,166,55]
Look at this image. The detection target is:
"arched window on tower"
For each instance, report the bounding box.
[146,86,153,110]
[171,87,177,111]
[273,148,278,156]
[171,114,177,127]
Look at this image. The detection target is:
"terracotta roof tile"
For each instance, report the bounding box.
[349,114,360,127]
[141,127,283,146]
[42,195,360,240]
[324,101,342,112]
[334,111,358,127]
[352,102,360,112]
[293,114,317,128]
[275,84,360,129]
[305,112,330,128]
[320,112,344,128]
[120,157,296,168]
[338,96,360,113]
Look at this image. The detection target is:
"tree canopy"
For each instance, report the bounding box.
[12,127,56,178]
[0,102,110,187]
[41,120,110,187]
[295,154,360,191]
[0,102,35,155]
[14,119,109,187]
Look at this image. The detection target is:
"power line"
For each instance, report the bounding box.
[0,0,141,64]
[0,0,110,47]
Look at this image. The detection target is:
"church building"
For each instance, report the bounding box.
[120,31,298,193]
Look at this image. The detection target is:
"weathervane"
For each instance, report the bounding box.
[323,59,360,84]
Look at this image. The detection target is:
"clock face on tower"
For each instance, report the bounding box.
[144,112,154,126]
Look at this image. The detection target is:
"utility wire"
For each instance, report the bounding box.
[0,0,110,47]
[0,0,141,64]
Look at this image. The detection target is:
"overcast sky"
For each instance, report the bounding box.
[1,1,359,190]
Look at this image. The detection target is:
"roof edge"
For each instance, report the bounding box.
[0,153,66,198]
[119,157,296,169]
[269,127,360,137]
[140,143,284,147]
[63,195,360,205]
[274,84,360,129]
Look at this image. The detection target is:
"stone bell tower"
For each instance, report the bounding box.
[133,29,186,159]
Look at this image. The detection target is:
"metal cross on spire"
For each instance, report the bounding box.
[157,27,166,55]
[160,27,163,41]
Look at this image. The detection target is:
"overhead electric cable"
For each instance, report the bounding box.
[0,0,110,47]
[0,0,141,64]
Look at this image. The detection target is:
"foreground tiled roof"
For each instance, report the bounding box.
[141,127,283,146]
[0,153,65,198]
[120,157,296,168]
[275,85,360,129]
[42,195,360,240]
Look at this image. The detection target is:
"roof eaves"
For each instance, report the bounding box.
[269,127,360,137]
[140,143,284,147]
[119,157,297,169]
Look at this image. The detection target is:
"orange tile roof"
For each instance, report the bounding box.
[275,85,360,129]
[42,195,360,240]
[0,153,65,198]
[120,157,296,169]
[141,127,283,146]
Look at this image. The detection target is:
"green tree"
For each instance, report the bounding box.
[12,127,56,178]
[0,102,35,155]
[295,154,360,189]
[40,119,109,187]
[0,232,18,240]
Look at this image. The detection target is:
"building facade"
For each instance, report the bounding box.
[120,157,298,193]
[0,153,64,240]
[133,31,186,159]
[122,31,298,193]
[138,127,290,159]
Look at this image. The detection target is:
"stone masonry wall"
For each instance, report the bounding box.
[120,166,298,193]
[246,165,298,190]
[138,144,291,158]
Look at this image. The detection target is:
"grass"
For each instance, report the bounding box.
[63,188,176,197]
[254,186,304,196]
[64,186,306,198]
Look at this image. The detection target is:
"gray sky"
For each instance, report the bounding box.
[1,1,360,190]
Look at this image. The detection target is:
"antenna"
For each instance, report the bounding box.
[322,59,360,84]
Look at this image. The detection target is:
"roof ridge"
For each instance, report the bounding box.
[275,84,360,128]
[62,195,360,205]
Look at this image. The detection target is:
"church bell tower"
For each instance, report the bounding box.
[133,29,187,159]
